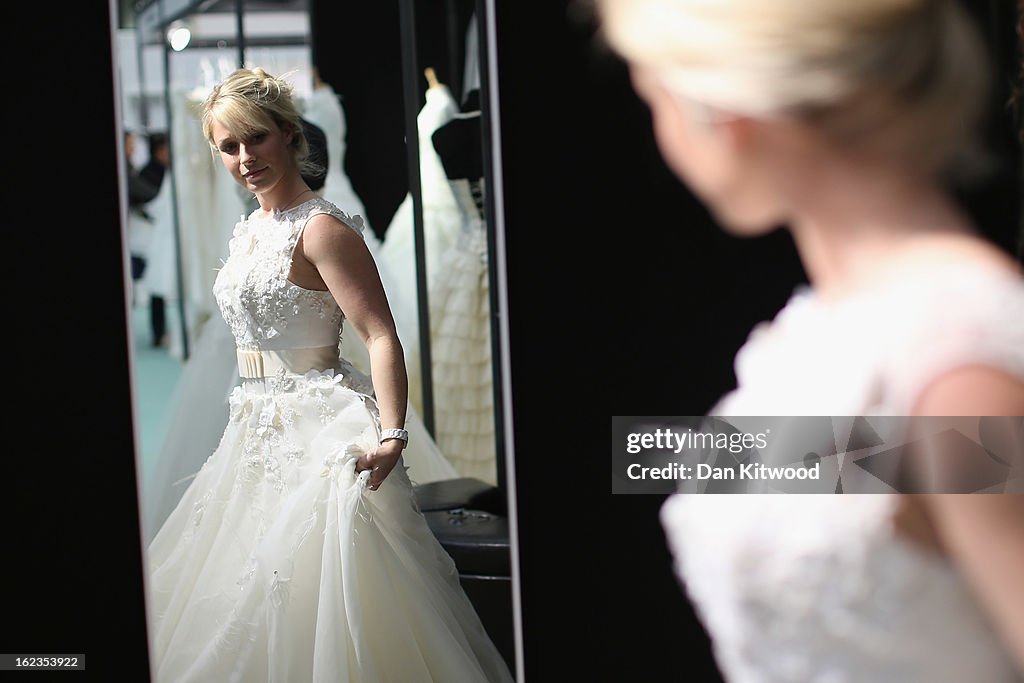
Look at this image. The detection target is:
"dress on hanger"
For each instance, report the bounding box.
[378,83,464,415]
[170,85,250,356]
[428,178,496,483]
[660,261,1024,682]
[148,197,507,682]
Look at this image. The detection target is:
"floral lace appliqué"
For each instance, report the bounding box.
[212,199,362,350]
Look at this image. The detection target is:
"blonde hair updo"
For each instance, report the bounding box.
[598,0,992,180]
[200,67,317,177]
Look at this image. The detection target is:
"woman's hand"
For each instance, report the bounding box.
[356,439,405,490]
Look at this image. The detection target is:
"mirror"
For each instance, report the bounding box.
[115,0,517,678]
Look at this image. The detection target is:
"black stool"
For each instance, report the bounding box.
[414,479,515,674]
[413,476,506,515]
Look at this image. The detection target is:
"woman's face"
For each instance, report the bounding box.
[210,116,295,195]
[628,64,786,235]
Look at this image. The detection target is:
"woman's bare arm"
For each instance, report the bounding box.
[299,213,408,488]
[914,365,1024,674]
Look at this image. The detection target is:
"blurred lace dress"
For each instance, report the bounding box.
[660,261,1024,682]
[147,197,510,683]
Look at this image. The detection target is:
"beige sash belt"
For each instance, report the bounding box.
[236,346,341,379]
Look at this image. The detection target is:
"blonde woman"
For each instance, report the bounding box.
[146,67,512,683]
[598,0,1024,680]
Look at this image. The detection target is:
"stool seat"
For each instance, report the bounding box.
[422,508,511,576]
[413,477,505,515]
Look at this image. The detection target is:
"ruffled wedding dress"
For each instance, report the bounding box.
[428,178,496,483]
[378,84,464,415]
[660,261,1024,682]
[147,197,510,683]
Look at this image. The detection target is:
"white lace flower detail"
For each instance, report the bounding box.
[320,442,363,479]
[236,555,258,589]
[266,366,297,394]
[303,368,346,393]
[302,368,348,422]
[214,198,354,355]
[255,399,281,438]
[340,212,366,235]
[233,393,303,494]
[228,386,252,422]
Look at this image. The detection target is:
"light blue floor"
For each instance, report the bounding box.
[129,298,182,488]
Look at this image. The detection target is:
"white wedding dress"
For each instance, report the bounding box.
[660,260,1024,682]
[378,84,464,415]
[147,197,512,683]
[141,108,457,544]
[429,178,496,483]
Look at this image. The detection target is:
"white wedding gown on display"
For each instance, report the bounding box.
[378,84,464,415]
[660,262,1024,682]
[428,179,496,483]
[148,197,507,682]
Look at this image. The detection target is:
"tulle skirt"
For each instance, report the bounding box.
[147,369,512,683]
[143,321,458,547]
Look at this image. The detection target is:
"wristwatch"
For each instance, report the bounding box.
[380,428,409,448]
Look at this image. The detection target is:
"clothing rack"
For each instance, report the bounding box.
[132,0,309,360]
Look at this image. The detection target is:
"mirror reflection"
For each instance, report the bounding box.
[116,0,515,679]
[377,9,497,485]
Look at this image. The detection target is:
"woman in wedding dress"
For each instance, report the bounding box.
[598,0,1024,680]
[146,67,513,683]
[142,75,457,547]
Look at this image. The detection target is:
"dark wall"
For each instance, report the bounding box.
[491,3,797,680]
[11,2,150,680]
[493,1,1020,681]
[310,0,478,242]
[310,1,407,240]
[954,0,1023,259]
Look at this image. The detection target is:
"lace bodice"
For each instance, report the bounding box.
[213,197,365,352]
[663,261,1024,682]
[662,495,1022,682]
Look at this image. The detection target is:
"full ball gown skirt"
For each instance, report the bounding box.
[147,197,513,682]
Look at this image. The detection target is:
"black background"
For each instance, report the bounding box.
[7,1,1020,681]
[310,0,479,241]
